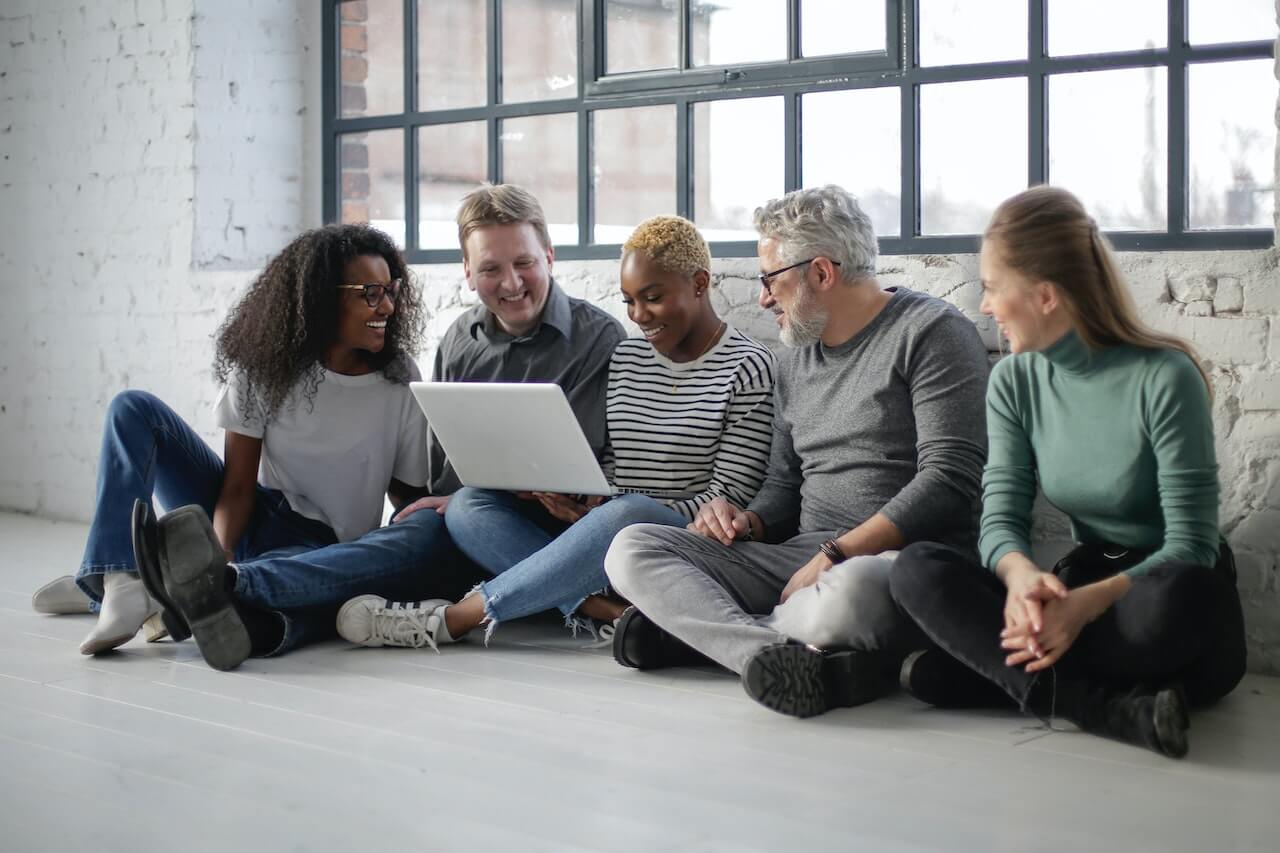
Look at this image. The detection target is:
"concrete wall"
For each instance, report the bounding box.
[1,1,1278,671]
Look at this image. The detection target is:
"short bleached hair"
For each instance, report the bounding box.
[753,185,877,283]
[622,215,711,277]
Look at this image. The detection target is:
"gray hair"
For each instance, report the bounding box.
[752,185,878,283]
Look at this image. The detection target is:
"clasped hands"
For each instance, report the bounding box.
[1000,561,1124,673]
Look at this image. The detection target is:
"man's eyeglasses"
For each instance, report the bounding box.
[757,258,841,294]
[339,279,404,308]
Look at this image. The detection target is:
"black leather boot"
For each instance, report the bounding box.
[1034,677,1190,758]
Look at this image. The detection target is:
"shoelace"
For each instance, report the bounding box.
[370,602,442,652]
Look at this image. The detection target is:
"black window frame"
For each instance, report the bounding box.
[322,0,1277,264]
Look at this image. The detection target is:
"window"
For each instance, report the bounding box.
[324,1,1276,262]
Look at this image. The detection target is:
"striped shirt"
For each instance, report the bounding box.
[605,325,776,522]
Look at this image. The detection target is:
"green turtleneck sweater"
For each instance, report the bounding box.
[979,330,1219,577]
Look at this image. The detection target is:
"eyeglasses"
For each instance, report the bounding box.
[757,258,841,294]
[339,279,404,308]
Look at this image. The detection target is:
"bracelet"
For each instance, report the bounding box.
[818,537,846,564]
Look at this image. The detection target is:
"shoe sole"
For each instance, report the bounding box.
[157,506,250,671]
[1153,688,1190,759]
[33,576,94,615]
[132,499,192,642]
[743,645,887,718]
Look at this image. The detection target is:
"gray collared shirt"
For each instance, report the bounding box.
[427,280,626,494]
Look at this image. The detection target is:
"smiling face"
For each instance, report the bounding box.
[620,250,714,361]
[757,236,827,347]
[331,253,395,369]
[979,238,1064,354]
[463,222,553,337]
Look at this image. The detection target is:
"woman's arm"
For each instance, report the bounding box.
[211,430,262,559]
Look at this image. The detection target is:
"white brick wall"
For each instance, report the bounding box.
[1,0,1278,672]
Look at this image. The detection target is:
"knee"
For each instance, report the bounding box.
[445,486,499,518]
[889,541,956,611]
[810,557,897,642]
[603,523,670,597]
[106,389,162,428]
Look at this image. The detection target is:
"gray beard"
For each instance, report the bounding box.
[779,285,828,347]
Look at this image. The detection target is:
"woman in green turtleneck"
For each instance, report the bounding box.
[891,186,1245,759]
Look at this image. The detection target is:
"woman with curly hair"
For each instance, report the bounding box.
[334,215,776,652]
[73,224,454,670]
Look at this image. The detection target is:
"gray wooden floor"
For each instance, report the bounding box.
[1,512,1277,853]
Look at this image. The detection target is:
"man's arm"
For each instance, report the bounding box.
[874,311,989,548]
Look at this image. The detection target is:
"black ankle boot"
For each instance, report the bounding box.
[1034,678,1190,759]
[900,649,1015,709]
[742,643,895,718]
[611,607,711,670]
[153,504,251,672]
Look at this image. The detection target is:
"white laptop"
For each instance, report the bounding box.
[411,381,685,497]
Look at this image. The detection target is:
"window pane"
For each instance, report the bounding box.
[418,123,487,250]
[594,106,677,243]
[693,98,785,240]
[605,0,678,74]
[802,88,901,236]
[340,129,405,248]
[1190,0,1277,45]
[919,0,1027,67]
[921,78,1027,235]
[1189,59,1277,229]
[418,0,486,110]
[338,0,403,118]
[802,0,885,57]
[1048,0,1166,55]
[1049,68,1167,231]
[501,0,577,103]
[502,113,578,245]
[691,0,786,67]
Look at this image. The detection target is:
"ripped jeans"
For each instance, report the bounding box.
[444,489,687,632]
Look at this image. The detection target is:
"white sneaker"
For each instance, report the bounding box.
[78,572,161,655]
[32,575,93,615]
[336,595,456,651]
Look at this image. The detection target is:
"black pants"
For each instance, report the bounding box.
[890,542,1247,708]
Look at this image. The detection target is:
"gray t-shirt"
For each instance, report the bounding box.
[215,358,430,543]
[428,280,626,495]
[747,287,989,553]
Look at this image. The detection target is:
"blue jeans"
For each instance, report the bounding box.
[444,488,687,628]
[75,390,463,655]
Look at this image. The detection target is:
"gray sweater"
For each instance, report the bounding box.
[747,287,989,553]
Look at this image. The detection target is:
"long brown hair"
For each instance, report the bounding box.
[984,186,1211,391]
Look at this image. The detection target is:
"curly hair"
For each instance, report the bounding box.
[213,224,425,420]
[622,215,711,276]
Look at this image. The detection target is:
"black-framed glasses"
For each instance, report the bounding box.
[338,278,404,307]
[757,259,841,293]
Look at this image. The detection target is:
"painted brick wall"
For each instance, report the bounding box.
[0,1,1278,672]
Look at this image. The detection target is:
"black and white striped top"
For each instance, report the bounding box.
[605,325,776,521]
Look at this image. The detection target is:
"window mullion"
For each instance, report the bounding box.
[785,92,799,192]
[1028,0,1047,187]
[1167,0,1189,236]
[676,98,691,219]
[402,0,418,251]
[901,0,919,240]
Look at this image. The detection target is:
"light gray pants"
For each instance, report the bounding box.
[605,524,925,675]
